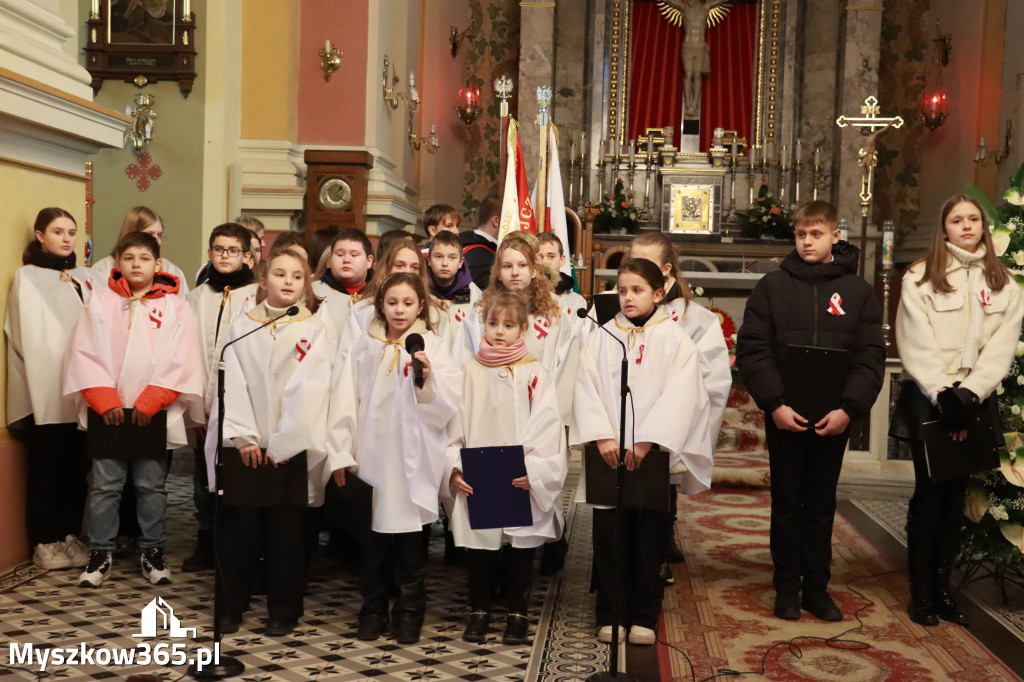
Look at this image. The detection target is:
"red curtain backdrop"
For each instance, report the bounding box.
[628,1,757,153]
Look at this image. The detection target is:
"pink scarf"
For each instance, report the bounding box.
[476,336,529,367]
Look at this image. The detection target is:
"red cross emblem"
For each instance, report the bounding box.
[125,153,163,192]
[295,338,311,362]
[148,307,163,329]
[534,317,549,339]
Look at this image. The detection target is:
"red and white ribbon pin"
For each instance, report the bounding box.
[528,375,538,404]
[534,317,549,339]
[827,293,845,316]
[636,344,645,365]
[148,307,163,329]
[295,338,311,362]
[980,288,992,307]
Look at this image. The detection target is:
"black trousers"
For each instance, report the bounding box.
[191,446,215,532]
[765,421,849,594]
[360,530,427,622]
[907,440,967,587]
[25,422,89,546]
[466,546,534,614]
[592,506,666,629]
[219,506,306,620]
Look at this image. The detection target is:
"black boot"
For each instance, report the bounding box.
[906,505,939,626]
[539,531,567,576]
[502,548,533,644]
[934,488,969,626]
[463,611,490,643]
[391,532,427,645]
[664,485,685,563]
[182,529,214,572]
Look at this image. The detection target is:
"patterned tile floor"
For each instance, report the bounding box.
[0,470,614,681]
[853,499,1024,643]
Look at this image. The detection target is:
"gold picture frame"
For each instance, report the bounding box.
[668,184,715,234]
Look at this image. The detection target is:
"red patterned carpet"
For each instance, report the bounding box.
[655,387,1020,681]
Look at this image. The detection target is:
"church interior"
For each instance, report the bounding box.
[3,0,1024,680]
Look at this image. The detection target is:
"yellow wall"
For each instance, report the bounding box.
[241,0,300,141]
[0,160,87,575]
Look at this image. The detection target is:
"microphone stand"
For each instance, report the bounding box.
[578,310,637,682]
[190,306,297,680]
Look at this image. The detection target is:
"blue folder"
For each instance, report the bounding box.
[460,445,534,530]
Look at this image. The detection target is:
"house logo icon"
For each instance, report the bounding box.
[132,597,197,639]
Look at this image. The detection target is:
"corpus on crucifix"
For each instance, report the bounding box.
[658,0,731,117]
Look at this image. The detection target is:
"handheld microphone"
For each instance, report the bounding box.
[405,333,426,388]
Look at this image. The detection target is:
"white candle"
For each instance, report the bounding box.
[647,137,654,158]
[814,147,820,167]
[183,0,190,19]
[981,135,987,148]
[882,230,894,267]
[91,0,99,15]
[795,138,802,161]
[730,139,738,159]
[325,39,331,53]
[410,72,416,88]
[430,123,436,134]
[628,139,635,164]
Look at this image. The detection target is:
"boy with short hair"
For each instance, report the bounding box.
[461,196,500,290]
[312,227,375,333]
[427,230,480,338]
[537,232,585,321]
[64,231,204,588]
[182,223,257,571]
[735,200,884,622]
[423,203,461,241]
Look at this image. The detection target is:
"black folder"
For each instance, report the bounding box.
[324,471,373,546]
[86,408,167,459]
[584,444,671,511]
[592,292,621,325]
[218,448,308,508]
[461,446,533,529]
[781,345,850,425]
[922,418,1000,482]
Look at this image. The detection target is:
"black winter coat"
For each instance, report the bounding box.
[459,230,497,291]
[735,242,885,418]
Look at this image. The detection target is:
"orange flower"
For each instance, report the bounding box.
[620,201,630,209]
[770,207,781,215]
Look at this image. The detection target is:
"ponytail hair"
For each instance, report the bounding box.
[631,231,693,308]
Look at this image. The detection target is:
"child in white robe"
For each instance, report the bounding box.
[205,247,335,637]
[92,206,189,296]
[311,227,375,336]
[426,230,482,346]
[447,292,566,645]
[328,272,461,645]
[537,231,587,334]
[64,232,204,589]
[182,223,257,573]
[572,258,712,646]
[454,235,578,575]
[5,208,93,570]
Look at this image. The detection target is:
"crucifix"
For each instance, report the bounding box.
[836,95,903,275]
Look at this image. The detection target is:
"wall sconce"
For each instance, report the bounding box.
[382,55,405,109]
[456,80,482,125]
[320,39,343,81]
[449,14,480,58]
[124,90,156,154]
[407,71,438,152]
[974,135,989,165]
[997,119,1014,164]
[919,20,951,131]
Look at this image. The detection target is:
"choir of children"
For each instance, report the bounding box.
[6,202,742,647]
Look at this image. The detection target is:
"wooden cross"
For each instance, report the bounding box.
[836,95,904,206]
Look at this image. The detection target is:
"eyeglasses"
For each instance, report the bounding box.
[211,246,244,257]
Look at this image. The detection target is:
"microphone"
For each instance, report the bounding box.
[405,333,426,388]
[577,307,626,357]
[219,305,300,364]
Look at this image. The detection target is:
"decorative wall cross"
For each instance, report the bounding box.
[836,95,903,206]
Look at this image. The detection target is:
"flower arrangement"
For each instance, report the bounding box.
[958,163,1024,591]
[708,306,739,369]
[593,179,640,235]
[741,184,793,240]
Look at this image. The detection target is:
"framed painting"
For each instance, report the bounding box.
[84,0,198,97]
[661,172,723,235]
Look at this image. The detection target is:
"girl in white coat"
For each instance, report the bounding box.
[207,247,336,637]
[892,194,1024,627]
[329,272,461,645]
[448,292,566,645]
[5,208,93,570]
[573,258,712,646]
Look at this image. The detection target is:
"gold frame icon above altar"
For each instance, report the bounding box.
[668,184,716,234]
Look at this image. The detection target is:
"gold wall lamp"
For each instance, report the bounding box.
[320,39,343,81]
[383,55,405,109]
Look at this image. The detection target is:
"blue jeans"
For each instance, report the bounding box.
[88,457,168,551]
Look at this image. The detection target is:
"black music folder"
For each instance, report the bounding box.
[86,408,167,459]
[584,444,670,511]
[218,448,308,508]
[592,292,621,325]
[922,418,1000,482]
[781,345,850,425]
[461,445,533,529]
[324,471,373,546]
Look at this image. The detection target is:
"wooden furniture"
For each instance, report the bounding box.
[303,150,374,237]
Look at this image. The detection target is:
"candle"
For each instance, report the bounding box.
[730,139,738,158]
[814,147,821,167]
[882,230,894,267]
[647,137,654,158]
[570,141,576,161]
[91,0,99,15]
[795,138,802,162]
[430,123,436,134]
[409,71,415,88]
[628,139,635,164]
[325,39,330,53]
[183,0,190,19]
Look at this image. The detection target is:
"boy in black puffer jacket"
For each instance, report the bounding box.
[735,201,885,622]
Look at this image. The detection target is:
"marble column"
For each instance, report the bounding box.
[518,0,557,185]
[833,0,884,283]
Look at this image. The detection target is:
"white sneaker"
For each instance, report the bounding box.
[78,551,113,587]
[140,548,172,585]
[628,626,656,645]
[33,542,73,570]
[597,625,626,643]
[63,535,89,568]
